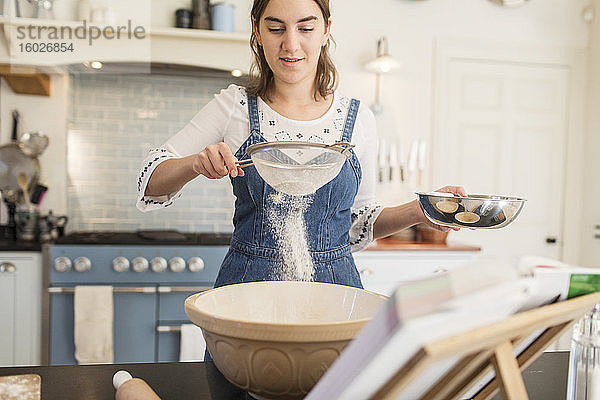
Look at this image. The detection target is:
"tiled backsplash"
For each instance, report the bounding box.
[67,72,239,232]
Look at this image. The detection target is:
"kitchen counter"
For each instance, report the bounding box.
[0,362,249,400]
[3,232,475,252]
[0,231,234,251]
[0,352,569,399]
[0,239,41,252]
[367,237,481,252]
[54,231,233,246]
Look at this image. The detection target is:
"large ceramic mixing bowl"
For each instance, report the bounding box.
[184,281,387,400]
[416,192,527,229]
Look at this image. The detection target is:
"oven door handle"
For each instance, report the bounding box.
[156,325,182,333]
[47,286,212,294]
[47,286,157,294]
[157,286,212,293]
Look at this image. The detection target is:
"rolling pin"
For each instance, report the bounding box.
[113,371,161,400]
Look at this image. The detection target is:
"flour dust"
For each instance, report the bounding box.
[267,192,314,281]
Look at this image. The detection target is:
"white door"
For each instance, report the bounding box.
[433,59,569,262]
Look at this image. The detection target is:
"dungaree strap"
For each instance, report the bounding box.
[247,95,260,134]
[341,99,360,142]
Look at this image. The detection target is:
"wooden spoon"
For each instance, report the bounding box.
[16,173,32,209]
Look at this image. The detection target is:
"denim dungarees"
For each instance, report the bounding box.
[213,95,364,289]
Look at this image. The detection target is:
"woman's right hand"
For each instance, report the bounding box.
[192,142,245,179]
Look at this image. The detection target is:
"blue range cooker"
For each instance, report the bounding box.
[42,231,230,365]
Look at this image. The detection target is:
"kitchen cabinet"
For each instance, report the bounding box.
[354,247,479,295]
[0,251,42,367]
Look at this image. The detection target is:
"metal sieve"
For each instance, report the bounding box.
[236,141,355,196]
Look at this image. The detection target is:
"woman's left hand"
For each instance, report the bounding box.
[433,185,467,197]
[416,185,468,231]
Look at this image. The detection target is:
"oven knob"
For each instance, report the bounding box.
[187,257,205,272]
[150,257,167,273]
[54,257,72,273]
[132,257,149,273]
[73,257,91,272]
[169,257,186,273]
[112,256,130,273]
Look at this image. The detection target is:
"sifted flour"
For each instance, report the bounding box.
[267,191,314,281]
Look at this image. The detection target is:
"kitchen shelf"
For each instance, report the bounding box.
[0,63,50,95]
[0,17,251,74]
[149,26,249,42]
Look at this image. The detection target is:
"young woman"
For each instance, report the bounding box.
[137,0,464,289]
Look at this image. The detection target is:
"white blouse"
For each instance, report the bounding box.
[136,84,382,251]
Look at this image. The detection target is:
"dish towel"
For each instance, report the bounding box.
[74,285,114,364]
[179,324,206,362]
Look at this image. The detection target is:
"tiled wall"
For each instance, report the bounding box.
[67,72,239,232]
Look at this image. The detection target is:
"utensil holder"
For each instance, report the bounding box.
[192,0,211,29]
[16,209,39,241]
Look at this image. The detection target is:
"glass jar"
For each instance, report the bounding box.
[568,304,600,399]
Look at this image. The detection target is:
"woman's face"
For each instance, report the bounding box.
[254,0,331,88]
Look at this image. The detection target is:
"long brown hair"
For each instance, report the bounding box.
[246,0,338,102]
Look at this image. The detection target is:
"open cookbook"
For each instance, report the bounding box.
[306,256,600,400]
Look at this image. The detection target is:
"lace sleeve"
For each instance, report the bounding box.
[348,100,382,252]
[349,203,383,252]
[135,147,182,212]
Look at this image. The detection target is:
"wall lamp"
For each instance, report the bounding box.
[364,36,402,114]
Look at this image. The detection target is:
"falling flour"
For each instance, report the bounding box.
[267,191,314,281]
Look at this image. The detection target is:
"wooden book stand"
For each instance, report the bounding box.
[369,292,600,400]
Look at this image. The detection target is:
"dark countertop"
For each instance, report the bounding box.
[491,351,569,400]
[0,231,234,251]
[53,231,233,246]
[0,362,249,400]
[0,239,42,252]
[1,232,480,252]
[0,352,569,399]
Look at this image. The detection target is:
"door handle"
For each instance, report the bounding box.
[157,286,212,293]
[546,237,557,244]
[48,286,156,294]
[156,326,182,333]
[0,262,16,273]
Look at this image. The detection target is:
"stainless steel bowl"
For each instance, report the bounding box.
[416,192,527,229]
